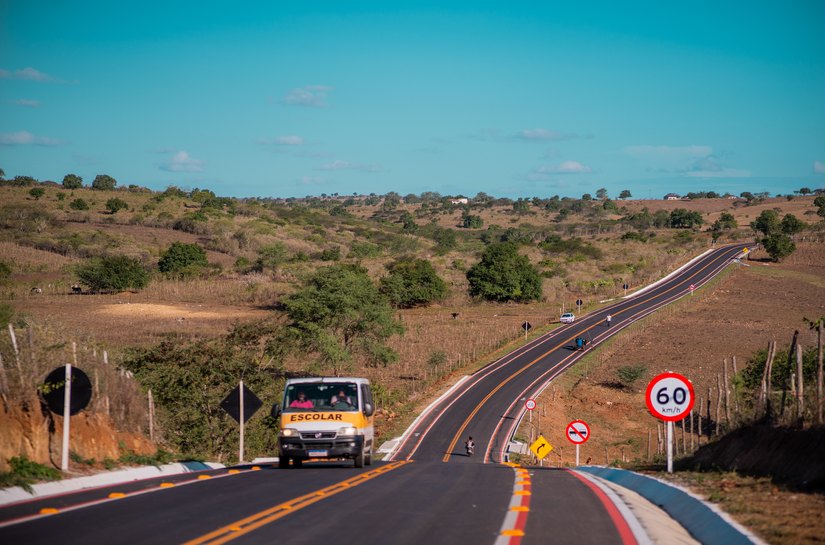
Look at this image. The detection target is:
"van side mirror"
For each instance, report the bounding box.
[270,403,281,419]
[363,402,374,417]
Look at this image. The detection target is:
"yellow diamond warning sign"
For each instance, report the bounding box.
[529,435,553,460]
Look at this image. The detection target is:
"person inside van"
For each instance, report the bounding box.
[331,389,354,410]
[289,391,314,409]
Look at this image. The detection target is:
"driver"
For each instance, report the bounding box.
[330,389,354,410]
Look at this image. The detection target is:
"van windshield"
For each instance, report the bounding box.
[283,383,359,413]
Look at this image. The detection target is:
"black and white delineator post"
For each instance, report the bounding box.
[239,380,245,463]
[645,372,695,473]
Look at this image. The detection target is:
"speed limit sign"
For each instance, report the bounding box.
[525,398,537,411]
[645,372,694,422]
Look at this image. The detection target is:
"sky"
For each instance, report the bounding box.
[1,1,824,199]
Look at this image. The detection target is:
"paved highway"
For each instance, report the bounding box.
[0,243,750,545]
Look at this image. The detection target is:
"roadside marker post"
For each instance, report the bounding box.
[565,420,591,466]
[689,283,696,296]
[646,372,695,473]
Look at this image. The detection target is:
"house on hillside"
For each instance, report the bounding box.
[664,193,681,200]
[450,198,469,205]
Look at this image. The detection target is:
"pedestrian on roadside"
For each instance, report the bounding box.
[606,314,612,327]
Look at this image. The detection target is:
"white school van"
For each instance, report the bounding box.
[275,377,375,468]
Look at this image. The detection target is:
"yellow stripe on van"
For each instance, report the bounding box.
[283,412,370,427]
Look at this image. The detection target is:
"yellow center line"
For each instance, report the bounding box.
[442,244,747,461]
[182,461,410,545]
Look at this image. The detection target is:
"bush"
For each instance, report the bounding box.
[76,255,150,292]
[762,233,795,262]
[0,456,62,491]
[69,198,89,211]
[105,198,129,214]
[28,187,45,200]
[158,242,208,277]
[616,364,647,389]
[379,258,448,308]
[466,242,542,303]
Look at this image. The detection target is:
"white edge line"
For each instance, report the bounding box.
[623,247,716,299]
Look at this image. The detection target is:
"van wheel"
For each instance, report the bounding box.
[354,448,364,468]
[293,458,303,468]
[278,455,289,469]
[365,447,372,466]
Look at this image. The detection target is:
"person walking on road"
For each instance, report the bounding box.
[606,314,612,327]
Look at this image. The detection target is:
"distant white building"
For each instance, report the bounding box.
[664,193,681,200]
[450,198,469,205]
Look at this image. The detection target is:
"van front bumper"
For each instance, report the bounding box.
[279,434,364,460]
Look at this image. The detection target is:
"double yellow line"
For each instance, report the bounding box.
[441,244,747,461]
[183,461,410,545]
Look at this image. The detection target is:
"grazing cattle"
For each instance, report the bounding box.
[30,287,42,294]
[71,285,82,294]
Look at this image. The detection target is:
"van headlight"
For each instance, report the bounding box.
[337,426,358,436]
[280,428,299,437]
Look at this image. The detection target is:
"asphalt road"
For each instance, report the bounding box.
[0,243,750,545]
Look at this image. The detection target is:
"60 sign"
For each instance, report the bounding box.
[645,372,695,422]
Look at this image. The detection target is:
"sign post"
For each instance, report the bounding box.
[40,359,93,473]
[645,372,695,473]
[689,284,696,296]
[61,363,72,471]
[565,420,591,466]
[530,435,553,463]
[221,382,263,464]
[525,398,536,423]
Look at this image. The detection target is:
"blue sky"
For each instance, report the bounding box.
[2,1,824,199]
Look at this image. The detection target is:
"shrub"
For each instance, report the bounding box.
[76,255,150,291]
[616,364,647,389]
[105,198,129,214]
[28,187,45,200]
[158,242,208,277]
[379,258,448,308]
[69,198,89,211]
[762,233,796,262]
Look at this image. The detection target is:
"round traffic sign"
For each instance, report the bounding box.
[689,284,696,291]
[40,366,92,415]
[525,398,537,411]
[565,420,590,444]
[645,372,695,422]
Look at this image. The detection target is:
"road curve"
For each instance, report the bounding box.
[0,243,750,545]
[389,243,750,464]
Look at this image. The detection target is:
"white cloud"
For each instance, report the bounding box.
[160,150,204,172]
[299,176,325,185]
[317,160,382,172]
[525,161,592,180]
[683,155,750,178]
[0,130,61,146]
[14,99,40,108]
[814,160,825,174]
[516,128,575,141]
[623,144,713,157]
[0,67,57,82]
[276,135,303,146]
[283,85,332,108]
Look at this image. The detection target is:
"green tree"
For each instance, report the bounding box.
[76,255,150,291]
[581,193,592,201]
[105,197,129,214]
[379,258,448,308]
[669,208,703,228]
[122,326,282,460]
[798,187,812,195]
[158,242,209,277]
[466,242,542,303]
[616,364,647,390]
[762,233,796,262]
[91,174,117,191]
[815,195,825,218]
[512,199,530,214]
[750,209,780,236]
[69,198,89,211]
[780,213,806,238]
[596,188,609,200]
[432,227,456,254]
[461,213,483,229]
[275,264,404,375]
[619,189,632,200]
[717,211,738,229]
[28,187,45,200]
[62,174,83,189]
